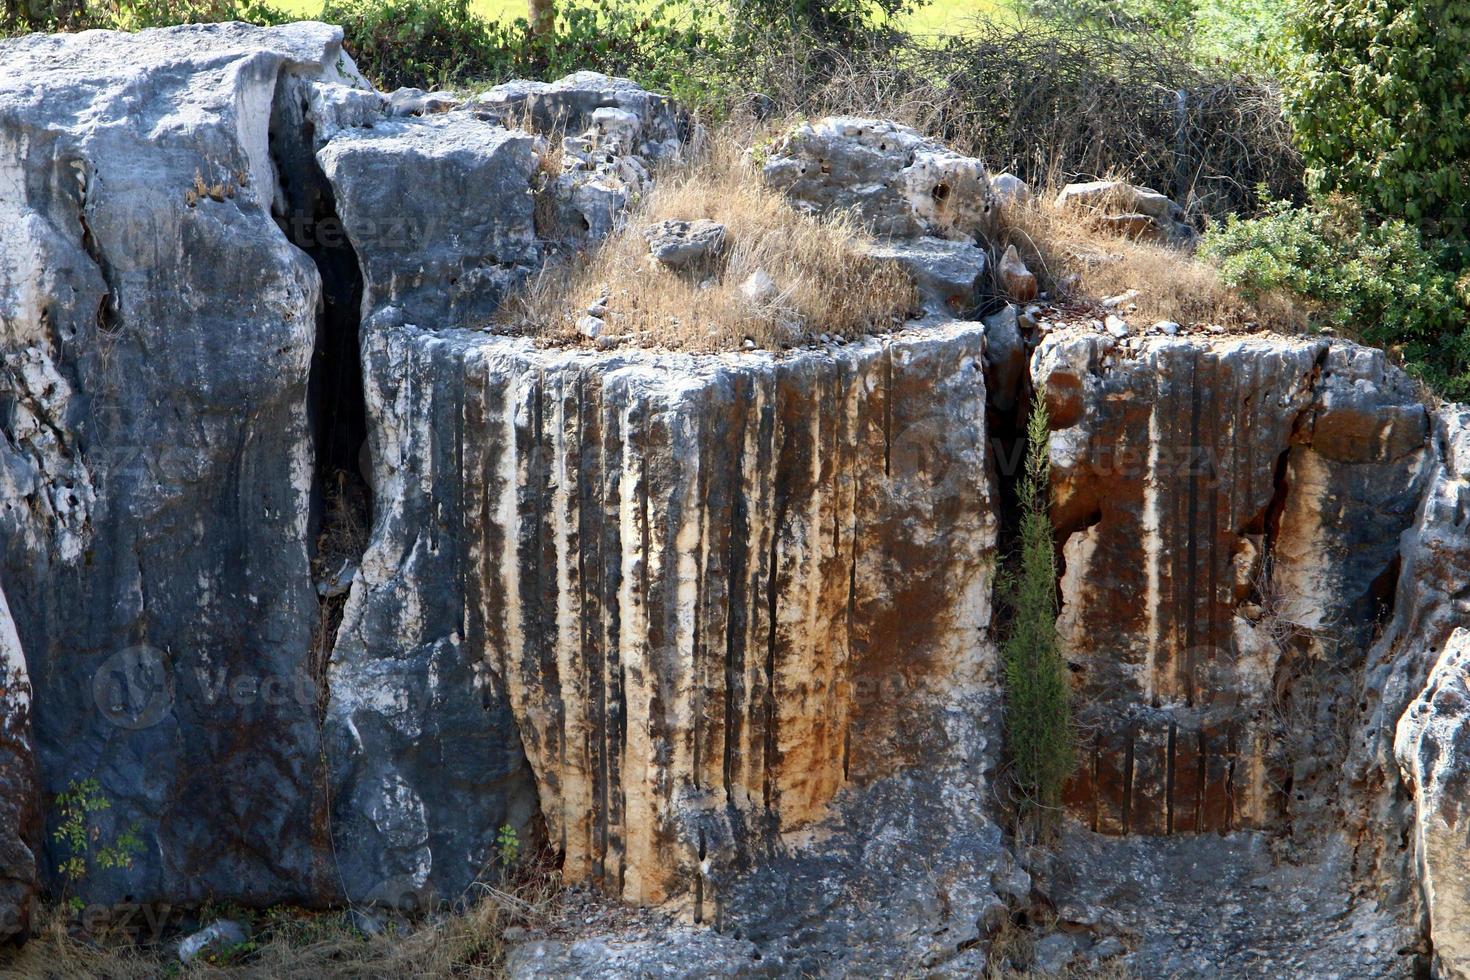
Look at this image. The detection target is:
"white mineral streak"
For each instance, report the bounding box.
[617,377,657,902]
[1270,450,1333,632]
[0,583,30,713]
[1142,404,1163,704]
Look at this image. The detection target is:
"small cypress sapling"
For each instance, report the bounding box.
[1000,396,1075,837]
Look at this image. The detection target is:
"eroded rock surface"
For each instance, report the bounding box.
[0,21,362,906]
[762,117,995,240]
[1035,333,1430,837]
[4,21,1470,979]
[1398,628,1470,978]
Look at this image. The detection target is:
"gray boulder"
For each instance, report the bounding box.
[643,218,727,271]
[472,71,687,163]
[763,117,995,241]
[1055,179,1196,247]
[0,20,365,907]
[316,111,542,327]
[867,236,988,317]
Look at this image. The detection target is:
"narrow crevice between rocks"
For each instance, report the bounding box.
[267,81,372,719]
[76,208,122,336]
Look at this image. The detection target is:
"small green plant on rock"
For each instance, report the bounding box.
[54,777,144,912]
[497,823,522,868]
[999,397,1075,840]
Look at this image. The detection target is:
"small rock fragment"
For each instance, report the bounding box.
[1105,314,1130,339]
[179,920,250,964]
[643,218,728,271]
[998,244,1037,303]
[739,268,780,305]
[1154,320,1181,336]
[1033,932,1080,974]
[577,315,605,339]
[1101,289,1139,310]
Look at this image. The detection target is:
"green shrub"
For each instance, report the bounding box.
[320,0,730,101]
[1201,195,1470,396]
[53,777,144,910]
[1000,397,1075,837]
[917,22,1302,219]
[2,0,283,35]
[1285,0,1470,237]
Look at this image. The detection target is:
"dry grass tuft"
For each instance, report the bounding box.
[501,127,917,352]
[993,188,1304,333]
[0,869,562,979]
[984,912,1136,979]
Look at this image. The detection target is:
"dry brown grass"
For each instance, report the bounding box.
[500,127,917,352]
[984,912,1136,979]
[0,870,561,979]
[992,187,1304,333]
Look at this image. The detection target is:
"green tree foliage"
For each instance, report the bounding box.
[1,0,282,33]
[1000,398,1075,837]
[1202,195,1470,396]
[1024,0,1289,72]
[729,0,926,46]
[1285,0,1470,237]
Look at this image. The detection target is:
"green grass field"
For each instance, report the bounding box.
[270,0,1014,36]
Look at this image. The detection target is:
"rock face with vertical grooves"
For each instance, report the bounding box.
[1034,333,1430,836]
[312,68,696,906]
[462,323,998,912]
[9,21,1470,977]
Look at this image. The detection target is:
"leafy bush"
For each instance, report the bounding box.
[321,0,721,95]
[913,22,1301,219]
[1202,195,1470,396]
[1285,0,1470,237]
[2,0,283,34]
[1000,398,1075,836]
[53,777,144,910]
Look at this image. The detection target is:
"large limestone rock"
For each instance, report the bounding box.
[1035,333,1430,835]
[1055,179,1196,247]
[468,322,999,912]
[0,21,366,906]
[762,117,996,241]
[5,22,1470,977]
[1344,407,1470,963]
[312,69,697,906]
[1397,629,1470,978]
